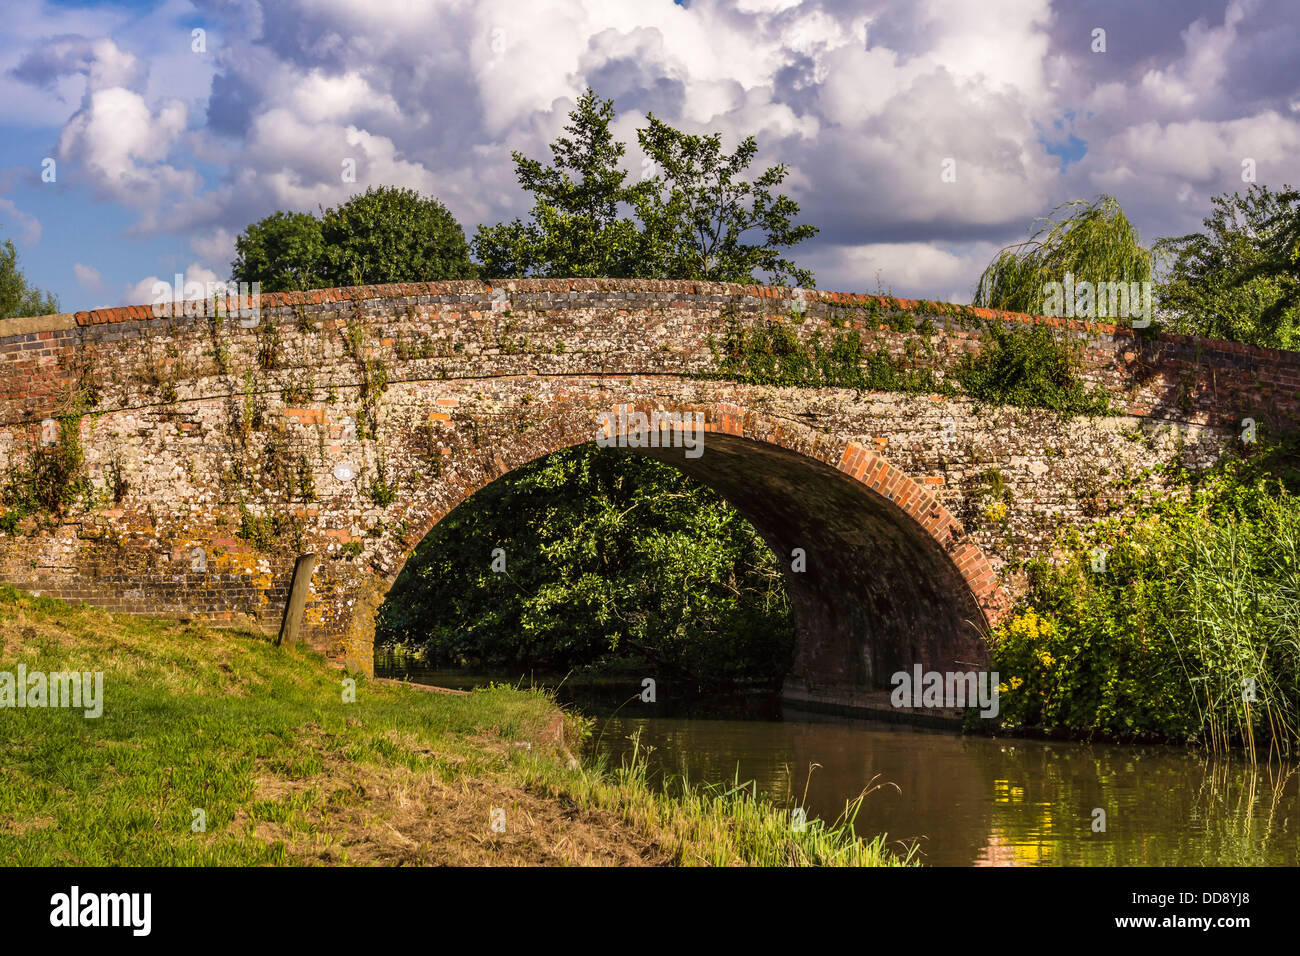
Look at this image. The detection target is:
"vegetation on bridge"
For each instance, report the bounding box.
[0,350,100,534]
[0,415,91,535]
[711,306,1111,415]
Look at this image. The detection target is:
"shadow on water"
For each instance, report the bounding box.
[382,665,1299,867]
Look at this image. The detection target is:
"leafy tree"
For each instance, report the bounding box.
[231,187,475,291]
[318,186,476,286]
[635,115,818,286]
[974,195,1154,318]
[1155,185,1300,350]
[473,89,817,285]
[230,211,324,293]
[1263,187,1300,332]
[1256,187,1300,343]
[473,89,648,279]
[0,234,58,319]
[378,447,794,687]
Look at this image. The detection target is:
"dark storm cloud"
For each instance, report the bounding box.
[205,66,259,136]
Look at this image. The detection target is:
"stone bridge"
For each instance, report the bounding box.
[2,279,1298,712]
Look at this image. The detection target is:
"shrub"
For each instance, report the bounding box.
[990,457,1300,755]
[0,416,91,528]
[955,321,1110,414]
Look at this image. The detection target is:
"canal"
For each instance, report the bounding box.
[384,668,1299,866]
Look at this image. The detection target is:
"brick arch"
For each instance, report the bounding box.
[363,400,1006,706]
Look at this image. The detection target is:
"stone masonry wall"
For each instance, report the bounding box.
[1,279,1295,699]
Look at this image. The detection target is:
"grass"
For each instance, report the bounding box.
[0,586,912,866]
[519,732,918,867]
[990,467,1300,757]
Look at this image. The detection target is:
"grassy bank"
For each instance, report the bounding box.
[0,587,911,866]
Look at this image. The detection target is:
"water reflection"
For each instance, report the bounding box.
[381,667,1298,866]
[593,709,1300,867]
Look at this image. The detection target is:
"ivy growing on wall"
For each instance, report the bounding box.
[708,310,1111,415]
[235,497,305,553]
[344,312,389,440]
[954,320,1111,414]
[710,314,945,393]
[0,415,92,533]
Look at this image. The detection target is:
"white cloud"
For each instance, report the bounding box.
[287,70,400,124]
[810,241,1003,302]
[190,227,238,274]
[1098,112,1300,184]
[0,2,134,125]
[122,262,223,308]
[13,35,145,91]
[1137,0,1248,114]
[56,87,194,206]
[0,199,42,245]
[9,0,1300,305]
[73,262,103,289]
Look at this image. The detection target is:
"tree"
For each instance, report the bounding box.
[231,187,475,291]
[1258,187,1300,341]
[1155,185,1300,350]
[635,115,818,286]
[0,234,58,319]
[973,195,1154,318]
[230,211,324,293]
[318,186,476,286]
[474,89,648,279]
[473,89,818,286]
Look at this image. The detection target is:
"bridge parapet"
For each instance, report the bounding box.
[4,279,1297,436]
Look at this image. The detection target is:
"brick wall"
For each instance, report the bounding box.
[1,279,1293,704]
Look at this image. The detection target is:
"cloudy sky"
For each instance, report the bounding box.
[1,0,1297,312]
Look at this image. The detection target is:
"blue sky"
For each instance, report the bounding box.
[2,0,1298,312]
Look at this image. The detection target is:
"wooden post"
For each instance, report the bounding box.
[276,553,318,647]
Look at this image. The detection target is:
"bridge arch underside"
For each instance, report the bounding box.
[624,433,990,710]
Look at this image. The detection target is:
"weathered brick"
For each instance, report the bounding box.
[1,279,1293,697]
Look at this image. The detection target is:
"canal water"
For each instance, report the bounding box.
[383,666,1299,866]
[593,710,1298,866]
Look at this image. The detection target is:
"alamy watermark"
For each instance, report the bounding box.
[891,665,999,718]
[149,274,262,326]
[1042,272,1152,328]
[595,407,705,459]
[0,665,103,718]
[50,886,150,936]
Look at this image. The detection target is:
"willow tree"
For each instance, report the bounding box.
[973,195,1155,318]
